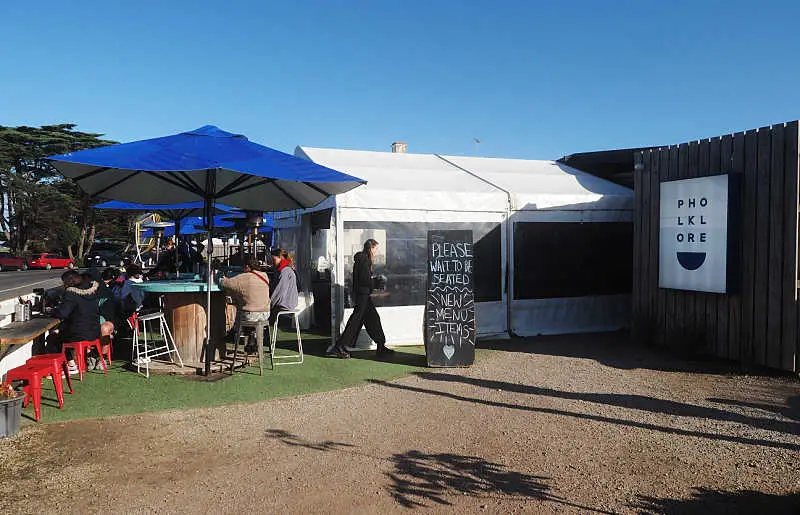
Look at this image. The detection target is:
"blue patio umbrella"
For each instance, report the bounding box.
[140,215,239,237]
[47,125,366,375]
[94,200,238,236]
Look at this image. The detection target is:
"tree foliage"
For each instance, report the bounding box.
[0,124,132,258]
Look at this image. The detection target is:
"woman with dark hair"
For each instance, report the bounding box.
[329,239,393,358]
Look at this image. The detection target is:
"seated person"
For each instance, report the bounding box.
[269,248,299,326]
[227,249,244,267]
[114,264,145,318]
[52,270,102,374]
[219,259,270,352]
[82,271,117,366]
[146,239,178,279]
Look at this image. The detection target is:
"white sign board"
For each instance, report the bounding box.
[659,175,730,293]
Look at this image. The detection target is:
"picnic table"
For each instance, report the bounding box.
[0,317,61,355]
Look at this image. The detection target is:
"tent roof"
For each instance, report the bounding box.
[439,155,633,211]
[295,147,506,212]
[295,147,632,213]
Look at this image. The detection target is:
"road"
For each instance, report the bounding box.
[0,268,75,301]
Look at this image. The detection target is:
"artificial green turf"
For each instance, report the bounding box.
[21,331,433,425]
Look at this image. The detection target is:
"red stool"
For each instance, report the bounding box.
[62,339,107,381]
[5,362,64,422]
[27,353,74,396]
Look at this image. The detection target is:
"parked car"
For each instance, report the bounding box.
[86,248,126,268]
[29,253,75,270]
[0,252,28,271]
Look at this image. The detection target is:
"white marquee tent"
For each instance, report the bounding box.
[274,147,634,348]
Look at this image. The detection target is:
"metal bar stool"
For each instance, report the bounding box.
[231,319,268,375]
[270,310,303,365]
[130,311,183,378]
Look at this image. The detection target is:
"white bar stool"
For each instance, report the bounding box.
[270,310,303,365]
[130,311,183,378]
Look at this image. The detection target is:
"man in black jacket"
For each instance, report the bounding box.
[329,239,393,358]
[53,270,101,374]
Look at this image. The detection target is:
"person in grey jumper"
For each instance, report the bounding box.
[269,248,298,326]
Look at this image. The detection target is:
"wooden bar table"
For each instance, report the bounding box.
[0,317,61,365]
[0,317,61,350]
[131,281,232,366]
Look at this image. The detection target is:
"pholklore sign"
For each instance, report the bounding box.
[658,174,740,293]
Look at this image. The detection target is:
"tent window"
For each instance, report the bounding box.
[513,222,632,299]
[342,221,502,308]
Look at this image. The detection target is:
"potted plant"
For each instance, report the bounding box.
[0,381,24,438]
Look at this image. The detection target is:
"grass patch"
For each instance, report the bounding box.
[21,331,436,424]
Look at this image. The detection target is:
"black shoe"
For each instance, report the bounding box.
[377,346,395,355]
[327,345,350,359]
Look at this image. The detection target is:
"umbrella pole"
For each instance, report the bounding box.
[204,172,217,376]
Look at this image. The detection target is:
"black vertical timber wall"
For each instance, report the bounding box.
[633,122,800,373]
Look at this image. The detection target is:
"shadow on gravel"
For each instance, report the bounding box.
[264,429,355,452]
[386,450,556,509]
[481,332,792,378]
[414,373,800,437]
[367,380,800,451]
[631,488,800,514]
[707,395,800,423]
[264,429,612,512]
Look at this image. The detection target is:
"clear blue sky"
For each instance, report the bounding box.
[2,1,799,159]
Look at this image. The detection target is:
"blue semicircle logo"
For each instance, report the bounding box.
[677,252,706,271]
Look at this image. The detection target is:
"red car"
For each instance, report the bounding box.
[0,252,28,271]
[29,253,75,270]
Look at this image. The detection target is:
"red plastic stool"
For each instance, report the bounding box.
[62,339,107,381]
[27,353,74,396]
[5,362,64,422]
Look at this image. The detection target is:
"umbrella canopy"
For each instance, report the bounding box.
[48,125,365,211]
[47,125,365,376]
[94,200,237,220]
[141,215,241,237]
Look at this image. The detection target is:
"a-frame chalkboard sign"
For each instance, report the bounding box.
[424,230,476,367]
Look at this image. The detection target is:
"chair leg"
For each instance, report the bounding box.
[22,383,30,408]
[95,341,108,374]
[31,383,42,422]
[66,344,86,382]
[231,325,242,373]
[294,313,303,364]
[62,360,74,394]
[160,317,173,364]
[50,368,64,408]
[257,322,264,376]
[142,320,150,379]
[161,318,183,368]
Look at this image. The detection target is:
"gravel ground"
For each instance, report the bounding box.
[1,333,799,514]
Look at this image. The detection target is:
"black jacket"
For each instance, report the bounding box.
[351,251,373,296]
[53,281,101,343]
[97,281,122,326]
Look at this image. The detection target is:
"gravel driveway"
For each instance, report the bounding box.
[1,332,798,514]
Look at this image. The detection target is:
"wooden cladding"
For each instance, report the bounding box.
[633,122,800,372]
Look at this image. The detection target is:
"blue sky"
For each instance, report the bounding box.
[1,1,799,159]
